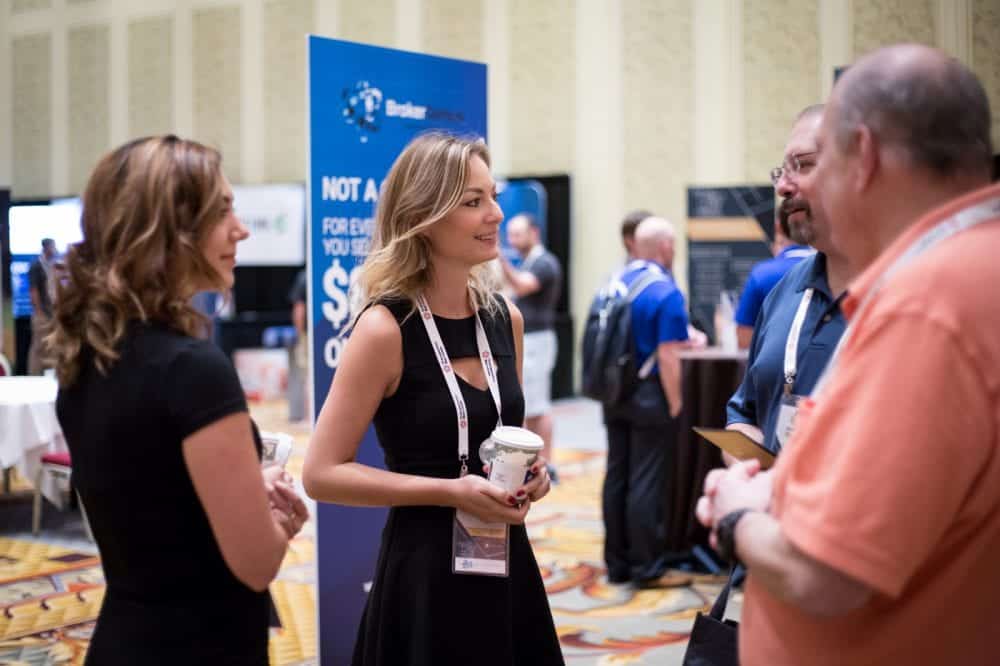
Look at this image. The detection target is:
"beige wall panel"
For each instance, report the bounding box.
[128,16,173,139]
[622,0,693,286]
[508,0,574,174]
[13,34,51,197]
[853,0,935,56]
[338,0,394,48]
[973,0,1000,150]
[264,0,312,182]
[68,24,110,194]
[423,0,483,61]
[743,0,819,184]
[193,6,242,183]
[11,0,50,12]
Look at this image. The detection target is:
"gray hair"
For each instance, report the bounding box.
[834,45,993,179]
[634,216,675,256]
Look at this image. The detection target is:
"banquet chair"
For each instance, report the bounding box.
[32,451,94,541]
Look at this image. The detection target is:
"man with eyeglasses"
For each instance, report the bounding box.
[724,104,856,457]
[697,44,1000,666]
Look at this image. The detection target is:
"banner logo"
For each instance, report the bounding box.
[341,79,466,143]
[342,81,383,143]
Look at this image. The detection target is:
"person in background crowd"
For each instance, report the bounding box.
[733,211,813,350]
[698,44,1000,665]
[501,214,563,482]
[48,135,308,665]
[287,268,309,422]
[602,216,691,589]
[303,133,563,665]
[619,208,654,261]
[27,237,57,375]
[725,104,855,456]
[620,209,708,348]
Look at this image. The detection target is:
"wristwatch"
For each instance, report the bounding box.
[715,508,755,564]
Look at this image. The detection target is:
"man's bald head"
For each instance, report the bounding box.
[831,44,993,180]
[634,217,676,268]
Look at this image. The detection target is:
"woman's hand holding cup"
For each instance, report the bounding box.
[450,474,530,525]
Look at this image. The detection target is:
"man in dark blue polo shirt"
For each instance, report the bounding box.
[726,104,856,455]
[603,216,690,588]
[734,214,814,349]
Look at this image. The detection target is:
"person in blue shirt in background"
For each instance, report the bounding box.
[603,216,692,589]
[734,212,814,349]
[726,104,857,457]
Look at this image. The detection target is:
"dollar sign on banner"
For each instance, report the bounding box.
[322,258,351,331]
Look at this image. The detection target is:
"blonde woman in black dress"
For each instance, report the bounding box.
[304,133,563,665]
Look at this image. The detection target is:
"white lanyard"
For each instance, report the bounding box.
[415,294,503,475]
[814,195,1000,397]
[783,288,814,394]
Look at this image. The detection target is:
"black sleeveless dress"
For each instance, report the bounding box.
[352,297,564,666]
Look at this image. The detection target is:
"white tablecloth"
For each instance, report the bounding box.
[0,376,67,505]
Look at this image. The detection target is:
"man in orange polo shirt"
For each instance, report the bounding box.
[696,44,1000,665]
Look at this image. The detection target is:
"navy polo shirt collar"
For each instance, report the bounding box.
[794,251,834,300]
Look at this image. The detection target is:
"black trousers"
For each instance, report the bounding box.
[602,403,679,583]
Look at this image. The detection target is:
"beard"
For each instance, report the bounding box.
[780,197,816,246]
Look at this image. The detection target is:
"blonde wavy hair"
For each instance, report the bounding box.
[354,132,502,322]
[47,135,231,386]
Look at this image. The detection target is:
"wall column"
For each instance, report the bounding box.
[692,0,744,184]
[818,0,852,95]
[935,0,972,65]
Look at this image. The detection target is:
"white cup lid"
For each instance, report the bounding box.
[490,425,543,451]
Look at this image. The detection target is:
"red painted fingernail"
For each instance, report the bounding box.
[515,490,526,498]
[508,497,517,506]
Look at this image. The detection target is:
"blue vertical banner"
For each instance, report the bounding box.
[307,36,487,664]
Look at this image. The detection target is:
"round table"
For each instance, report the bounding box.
[0,376,67,505]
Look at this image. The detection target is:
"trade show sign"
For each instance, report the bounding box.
[307,35,486,663]
[231,183,306,266]
[686,186,774,342]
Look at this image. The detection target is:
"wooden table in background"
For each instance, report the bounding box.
[665,348,748,560]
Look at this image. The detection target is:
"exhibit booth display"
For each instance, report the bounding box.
[5,198,82,374]
[0,188,10,372]
[686,186,774,344]
[217,183,306,360]
[498,175,574,399]
[307,36,487,664]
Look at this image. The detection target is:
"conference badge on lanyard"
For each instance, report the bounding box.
[775,288,813,450]
[415,294,509,577]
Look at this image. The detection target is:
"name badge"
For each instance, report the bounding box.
[775,393,804,449]
[452,500,510,577]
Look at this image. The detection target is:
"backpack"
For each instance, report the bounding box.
[581,269,665,406]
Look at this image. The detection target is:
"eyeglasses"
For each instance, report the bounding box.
[770,151,818,185]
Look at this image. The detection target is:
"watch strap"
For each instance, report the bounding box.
[716,508,754,564]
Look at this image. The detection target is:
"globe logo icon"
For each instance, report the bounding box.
[342,81,383,143]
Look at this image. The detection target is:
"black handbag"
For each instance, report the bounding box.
[682,568,739,666]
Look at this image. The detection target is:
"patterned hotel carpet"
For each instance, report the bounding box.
[0,399,726,665]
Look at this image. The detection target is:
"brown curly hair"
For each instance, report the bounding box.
[47,135,231,386]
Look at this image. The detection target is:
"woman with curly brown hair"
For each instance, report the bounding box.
[49,135,307,665]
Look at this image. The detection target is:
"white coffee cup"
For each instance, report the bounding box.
[478,426,543,494]
[260,431,293,468]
